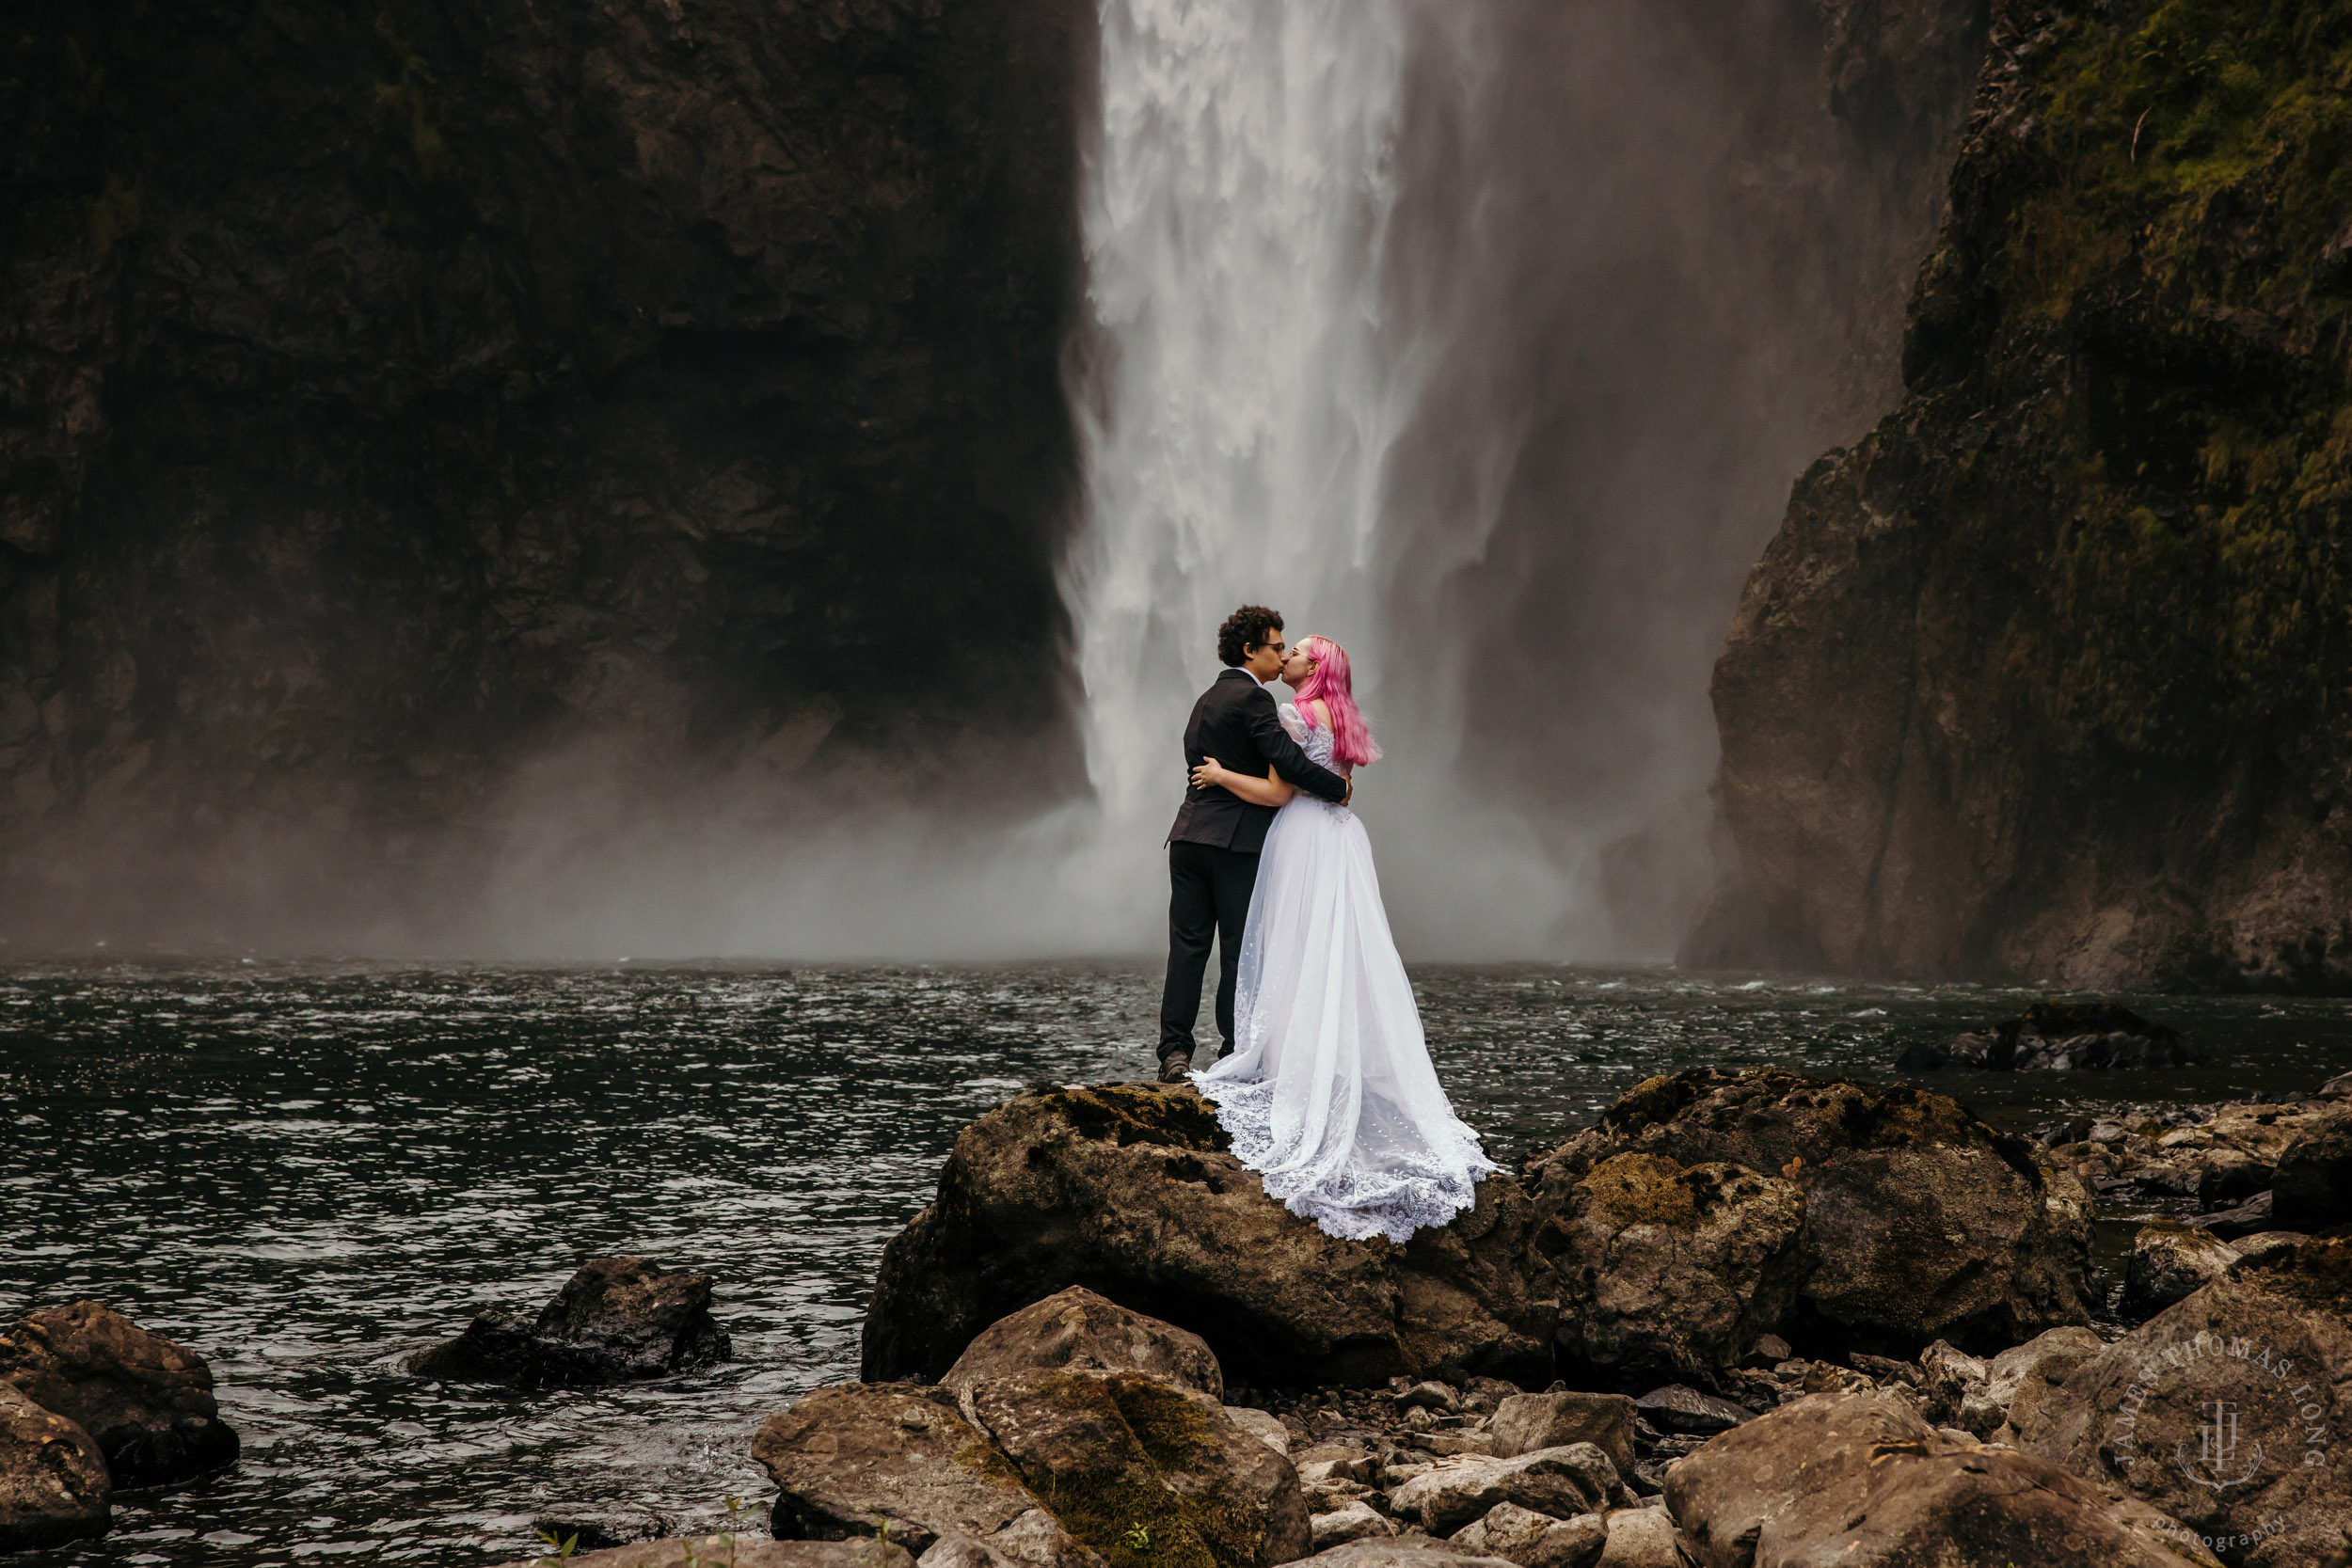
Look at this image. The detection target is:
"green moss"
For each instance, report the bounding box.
[1580,1153,1701,1227]
[1963,1,2352,764]
[373,11,451,179]
[1012,1372,1262,1568]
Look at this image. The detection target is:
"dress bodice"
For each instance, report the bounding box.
[1281,704,1348,819]
[1286,704,1338,768]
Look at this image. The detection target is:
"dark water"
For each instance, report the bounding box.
[6,959,2350,1567]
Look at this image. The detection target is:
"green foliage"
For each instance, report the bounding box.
[1963,1,2352,762]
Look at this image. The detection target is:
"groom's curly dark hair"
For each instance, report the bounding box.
[1217,605,1284,667]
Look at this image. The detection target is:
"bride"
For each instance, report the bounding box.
[1186,636,1497,1243]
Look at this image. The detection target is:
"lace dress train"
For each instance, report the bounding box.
[1193,706,1497,1243]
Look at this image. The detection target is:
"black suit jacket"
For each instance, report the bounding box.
[1166,669,1350,853]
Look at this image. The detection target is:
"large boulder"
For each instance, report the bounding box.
[2271,1103,2352,1231]
[1527,1154,1804,1388]
[0,1300,240,1487]
[1296,1540,1518,1568]
[1387,1447,1635,1535]
[2019,1238,2352,1568]
[944,1289,1223,1402]
[2123,1222,2239,1319]
[1527,1069,2091,1356]
[1487,1393,1636,1477]
[965,1368,1310,1568]
[1449,1503,1604,1568]
[492,1539,915,1568]
[1665,1390,2217,1568]
[861,1084,1550,1388]
[753,1384,1041,1555]
[412,1258,732,1387]
[0,1382,110,1553]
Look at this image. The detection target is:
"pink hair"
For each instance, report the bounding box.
[1292,635,1382,767]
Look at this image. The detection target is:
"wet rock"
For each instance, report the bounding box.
[411,1258,731,1388]
[1530,1154,1805,1388]
[0,1382,110,1553]
[753,1383,1040,1555]
[2188,1189,2275,1241]
[968,1368,1311,1568]
[2271,1101,2352,1230]
[2123,1221,2238,1318]
[1590,1507,1685,1568]
[1665,1390,2217,1568]
[2230,1230,2308,1261]
[1226,1407,1292,1457]
[1388,1446,1634,1535]
[1897,1004,2199,1072]
[863,1085,1551,1388]
[1525,1069,2092,1356]
[2018,1238,2352,1568]
[1311,1503,1396,1551]
[943,1288,1223,1402]
[2323,1070,2352,1101]
[2193,1149,2276,1210]
[491,1539,915,1568]
[1399,1383,1459,1414]
[0,1300,240,1487]
[1486,1394,1636,1477]
[1628,1387,1747,1437]
[1450,1502,1604,1568]
[1298,1538,1518,1568]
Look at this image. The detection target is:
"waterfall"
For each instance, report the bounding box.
[1065,0,1415,851]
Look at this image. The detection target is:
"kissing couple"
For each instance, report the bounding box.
[1156,604,1496,1244]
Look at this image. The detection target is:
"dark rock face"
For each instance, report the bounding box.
[1692,0,2352,990]
[1528,1153,1805,1389]
[859,1084,1554,1390]
[0,0,1086,941]
[2271,1101,2352,1230]
[2019,1238,2352,1568]
[1896,1001,2200,1071]
[1664,1390,2217,1568]
[1525,1069,2094,1357]
[0,1382,111,1554]
[0,1300,239,1488]
[410,1257,731,1386]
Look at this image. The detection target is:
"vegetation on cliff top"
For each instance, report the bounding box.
[1973,0,2352,764]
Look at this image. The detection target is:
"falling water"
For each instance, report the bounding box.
[1066,0,1414,838]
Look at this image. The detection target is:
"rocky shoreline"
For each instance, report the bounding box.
[6,1066,2346,1567]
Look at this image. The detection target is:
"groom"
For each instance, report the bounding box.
[1157,605,1353,1082]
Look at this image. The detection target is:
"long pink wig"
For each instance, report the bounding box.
[1293,635,1382,767]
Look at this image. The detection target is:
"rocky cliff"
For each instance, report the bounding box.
[0,0,1086,938]
[1694,0,2352,990]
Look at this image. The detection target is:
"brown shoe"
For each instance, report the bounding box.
[1157,1051,1193,1083]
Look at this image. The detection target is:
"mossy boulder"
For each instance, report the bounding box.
[0,1382,109,1554]
[0,1300,239,1489]
[752,1383,1041,1556]
[1527,1069,2093,1356]
[1666,1390,2219,1568]
[861,1083,1549,1388]
[2019,1237,2352,1568]
[1527,1152,1805,1387]
[966,1369,1310,1568]
[944,1288,1223,1403]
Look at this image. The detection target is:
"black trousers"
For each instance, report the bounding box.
[1158,840,1259,1062]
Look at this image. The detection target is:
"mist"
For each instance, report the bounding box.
[0,0,1973,962]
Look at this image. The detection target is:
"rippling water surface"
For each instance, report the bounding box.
[7,959,2350,1566]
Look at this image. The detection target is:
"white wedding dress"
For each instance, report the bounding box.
[1193,704,1498,1243]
